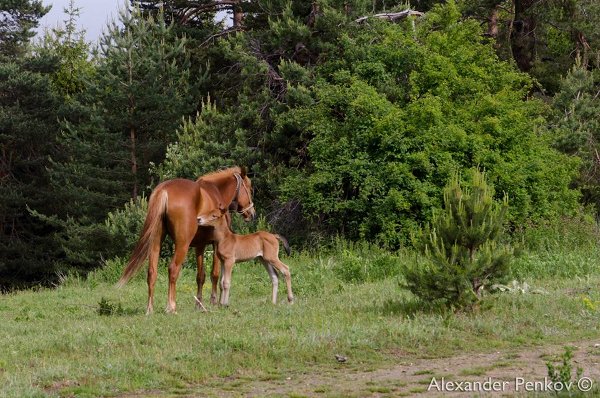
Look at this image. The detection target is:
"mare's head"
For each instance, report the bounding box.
[234,167,256,221]
[198,166,256,222]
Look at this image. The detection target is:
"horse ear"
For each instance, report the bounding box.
[239,166,247,178]
[218,202,227,214]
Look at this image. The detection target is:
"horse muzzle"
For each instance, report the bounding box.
[197,216,211,226]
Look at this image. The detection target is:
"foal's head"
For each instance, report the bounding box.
[196,180,227,227]
[196,207,227,227]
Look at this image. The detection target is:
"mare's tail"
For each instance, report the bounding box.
[117,189,168,287]
[275,234,291,256]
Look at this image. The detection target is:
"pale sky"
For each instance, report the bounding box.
[37,0,125,42]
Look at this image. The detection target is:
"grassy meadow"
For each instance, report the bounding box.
[2,236,600,397]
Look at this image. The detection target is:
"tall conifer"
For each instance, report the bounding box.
[0,1,64,287]
[46,7,197,269]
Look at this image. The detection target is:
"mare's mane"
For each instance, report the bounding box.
[196,167,243,183]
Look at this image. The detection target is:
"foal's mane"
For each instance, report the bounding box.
[196,166,242,183]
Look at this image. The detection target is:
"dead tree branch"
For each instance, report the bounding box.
[355,10,424,24]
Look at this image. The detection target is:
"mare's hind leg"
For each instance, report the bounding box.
[260,259,279,304]
[146,230,164,315]
[266,258,294,303]
[166,241,191,314]
[195,244,206,308]
[210,243,220,305]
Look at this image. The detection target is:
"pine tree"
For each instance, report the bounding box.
[51,6,196,216]
[0,0,49,59]
[44,7,198,269]
[94,6,195,198]
[553,63,600,212]
[37,0,94,98]
[0,2,65,288]
[404,170,513,309]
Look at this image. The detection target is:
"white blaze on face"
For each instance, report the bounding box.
[197,213,215,226]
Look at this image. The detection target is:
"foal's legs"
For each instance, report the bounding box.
[266,258,294,303]
[219,259,235,306]
[261,260,279,304]
[210,243,220,305]
[195,244,206,308]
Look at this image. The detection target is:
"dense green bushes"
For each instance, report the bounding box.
[281,3,578,247]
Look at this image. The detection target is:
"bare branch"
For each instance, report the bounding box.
[199,26,243,47]
[193,295,209,312]
[355,10,424,24]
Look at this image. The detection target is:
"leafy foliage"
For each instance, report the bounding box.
[460,0,600,92]
[546,346,583,389]
[97,296,125,316]
[36,0,94,97]
[282,3,578,247]
[155,99,255,180]
[2,0,598,288]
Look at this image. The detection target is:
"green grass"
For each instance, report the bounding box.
[1,245,600,397]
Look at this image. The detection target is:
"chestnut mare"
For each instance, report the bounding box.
[197,207,294,306]
[117,167,255,314]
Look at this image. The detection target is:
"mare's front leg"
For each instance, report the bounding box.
[195,244,207,309]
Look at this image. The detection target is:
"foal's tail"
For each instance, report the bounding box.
[275,234,291,256]
[117,189,168,287]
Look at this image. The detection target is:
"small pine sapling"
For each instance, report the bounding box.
[404,170,513,309]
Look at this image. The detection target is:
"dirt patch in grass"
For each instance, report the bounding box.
[126,339,600,397]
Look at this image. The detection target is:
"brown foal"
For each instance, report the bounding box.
[197,209,294,306]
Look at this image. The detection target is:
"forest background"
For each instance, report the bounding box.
[2,0,600,289]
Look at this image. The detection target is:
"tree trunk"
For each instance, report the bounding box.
[488,5,499,39]
[308,1,319,27]
[127,48,137,199]
[575,31,591,68]
[232,0,243,27]
[130,124,138,199]
[510,0,536,72]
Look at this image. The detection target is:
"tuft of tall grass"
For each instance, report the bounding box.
[515,213,600,252]
[511,213,600,280]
